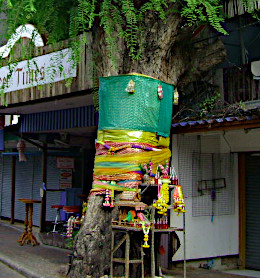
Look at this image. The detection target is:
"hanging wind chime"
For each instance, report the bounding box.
[17,139,27,162]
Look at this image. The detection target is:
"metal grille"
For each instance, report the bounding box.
[192,153,235,217]
[177,135,200,198]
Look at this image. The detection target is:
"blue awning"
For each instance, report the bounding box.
[20,105,97,132]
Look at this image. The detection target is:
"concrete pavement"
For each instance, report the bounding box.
[0,261,26,278]
[0,220,259,278]
[0,220,69,278]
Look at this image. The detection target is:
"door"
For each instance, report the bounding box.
[245,154,260,270]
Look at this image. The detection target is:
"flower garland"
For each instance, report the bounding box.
[66,216,75,238]
[173,185,186,214]
[141,223,150,248]
[153,162,170,215]
[138,212,151,248]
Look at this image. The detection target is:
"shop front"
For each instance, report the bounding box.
[0,104,97,230]
[0,25,97,232]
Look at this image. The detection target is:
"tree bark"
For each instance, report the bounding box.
[69,195,118,277]
[68,8,227,278]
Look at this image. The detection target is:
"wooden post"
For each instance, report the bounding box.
[125,233,130,278]
[151,208,155,278]
[183,212,186,278]
[10,154,16,224]
[110,230,114,278]
[40,145,47,232]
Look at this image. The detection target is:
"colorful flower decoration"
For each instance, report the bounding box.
[153,178,170,215]
[141,223,150,248]
[173,88,179,105]
[173,185,186,214]
[158,85,163,99]
[103,189,115,208]
[138,212,150,248]
[66,216,75,238]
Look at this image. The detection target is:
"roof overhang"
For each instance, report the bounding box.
[172,116,260,134]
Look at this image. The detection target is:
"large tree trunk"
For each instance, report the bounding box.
[68,7,226,278]
[69,195,118,277]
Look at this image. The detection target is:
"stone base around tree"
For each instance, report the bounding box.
[39,231,72,250]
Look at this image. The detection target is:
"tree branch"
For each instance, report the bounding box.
[178,37,227,91]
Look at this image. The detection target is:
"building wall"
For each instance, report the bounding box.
[221,129,260,152]
[171,133,239,261]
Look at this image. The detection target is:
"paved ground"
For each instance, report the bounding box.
[0,221,69,278]
[0,261,26,278]
[161,268,255,278]
[0,220,259,278]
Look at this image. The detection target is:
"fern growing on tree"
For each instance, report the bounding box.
[0,1,259,277]
[0,0,243,60]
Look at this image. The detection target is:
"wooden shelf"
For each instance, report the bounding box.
[112,225,183,232]
[140,183,175,188]
[112,258,143,264]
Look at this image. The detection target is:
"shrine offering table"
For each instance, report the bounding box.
[111,225,145,278]
[111,225,185,278]
[111,225,184,278]
[151,227,184,278]
[17,199,41,246]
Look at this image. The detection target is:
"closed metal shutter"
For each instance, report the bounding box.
[0,154,61,227]
[15,156,34,222]
[16,155,61,226]
[1,156,12,218]
[0,156,3,217]
[32,156,42,227]
[46,156,61,222]
[245,154,260,270]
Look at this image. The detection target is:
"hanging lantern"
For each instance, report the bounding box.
[17,139,27,162]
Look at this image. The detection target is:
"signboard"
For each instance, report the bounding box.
[0,48,77,93]
[56,157,75,169]
[59,169,73,189]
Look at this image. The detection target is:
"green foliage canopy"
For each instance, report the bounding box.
[0,0,257,59]
[0,0,228,58]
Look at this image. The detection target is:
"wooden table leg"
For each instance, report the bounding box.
[111,230,114,278]
[17,203,29,244]
[125,232,130,278]
[19,203,40,246]
[27,203,40,246]
[141,245,144,278]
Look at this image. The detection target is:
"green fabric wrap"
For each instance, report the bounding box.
[98,74,174,137]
